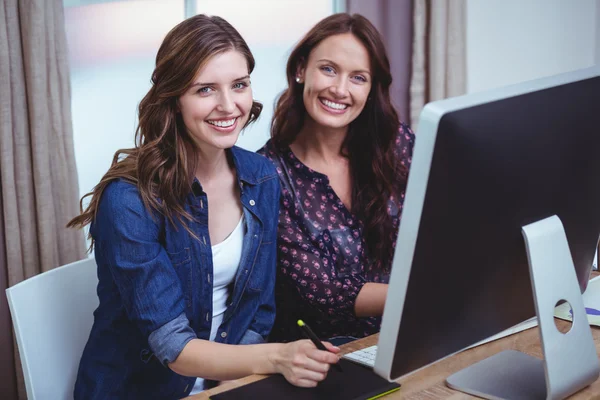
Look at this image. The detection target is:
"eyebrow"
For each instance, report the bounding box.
[190,75,251,88]
[317,59,371,76]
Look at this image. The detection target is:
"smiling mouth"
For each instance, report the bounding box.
[206,117,238,128]
[319,98,349,110]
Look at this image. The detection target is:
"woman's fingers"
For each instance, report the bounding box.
[294,378,320,388]
[300,354,331,374]
[280,339,343,387]
[306,347,340,366]
[295,367,327,383]
[322,341,341,353]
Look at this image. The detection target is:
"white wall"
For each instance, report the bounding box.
[466,0,598,93]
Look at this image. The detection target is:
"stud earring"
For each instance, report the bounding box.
[295,77,301,83]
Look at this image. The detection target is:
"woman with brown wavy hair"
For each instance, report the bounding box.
[259,13,415,343]
[68,15,339,399]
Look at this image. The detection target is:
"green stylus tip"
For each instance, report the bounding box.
[297,320,305,327]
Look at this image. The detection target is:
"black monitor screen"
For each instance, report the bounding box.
[388,74,600,379]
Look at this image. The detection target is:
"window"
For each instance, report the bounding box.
[65,0,339,205]
[65,0,184,203]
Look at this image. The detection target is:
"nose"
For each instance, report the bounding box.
[217,91,235,114]
[331,76,349,98]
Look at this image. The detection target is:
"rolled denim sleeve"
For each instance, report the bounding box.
[93,180,196,363]
[148,312,196,365]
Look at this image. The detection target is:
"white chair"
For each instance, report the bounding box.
[6,257,99,400]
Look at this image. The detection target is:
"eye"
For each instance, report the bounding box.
[233,81,249,90]
[197,86,213,94]
[352,75,368,83]
[320,65,335,74]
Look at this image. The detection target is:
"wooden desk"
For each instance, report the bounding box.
[188,325,600,400]
[188,274,600,399]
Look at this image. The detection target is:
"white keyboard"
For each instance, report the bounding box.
[343,345,378,367]
[341,317,538,369]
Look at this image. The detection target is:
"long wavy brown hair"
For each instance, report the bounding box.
[68,15,262,247]
[271,13,408,271]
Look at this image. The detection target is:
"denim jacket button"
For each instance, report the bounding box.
[221,332,227,338]
[249,199,255,206]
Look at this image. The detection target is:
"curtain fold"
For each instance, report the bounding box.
[0,0,86,397]
[409,0,467,129]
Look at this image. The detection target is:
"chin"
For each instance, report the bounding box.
[313,114,352,130]
[215,134,241,149]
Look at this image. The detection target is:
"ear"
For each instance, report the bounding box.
[295,58,306,83]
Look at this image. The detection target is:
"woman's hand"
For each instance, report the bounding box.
[269,339,341,387]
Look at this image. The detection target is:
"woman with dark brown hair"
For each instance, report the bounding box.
[69,15,339,399]
[259,13,415,343]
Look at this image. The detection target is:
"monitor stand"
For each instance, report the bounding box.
[446,215,599,400]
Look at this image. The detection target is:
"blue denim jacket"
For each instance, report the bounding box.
[74,147,280,399]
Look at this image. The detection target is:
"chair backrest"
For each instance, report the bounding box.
[6,257,99,400]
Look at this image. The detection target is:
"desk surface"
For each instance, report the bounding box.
[187,276,600,399]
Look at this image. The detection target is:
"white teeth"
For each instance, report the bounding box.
[207,118,236,127]
[321,99,348,110]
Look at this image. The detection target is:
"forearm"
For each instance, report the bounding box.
[354,283,388,317]
[168,339,285,381]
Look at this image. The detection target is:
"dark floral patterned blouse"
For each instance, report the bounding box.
[258,123,415,341]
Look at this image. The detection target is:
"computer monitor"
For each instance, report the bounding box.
[375,66,600,397]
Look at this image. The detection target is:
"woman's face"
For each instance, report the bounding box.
[298,33,372,132]
[178,50,253,152]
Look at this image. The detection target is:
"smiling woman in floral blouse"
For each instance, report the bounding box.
[259,13,415,343]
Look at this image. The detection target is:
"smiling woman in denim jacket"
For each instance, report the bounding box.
[67,15,339,400]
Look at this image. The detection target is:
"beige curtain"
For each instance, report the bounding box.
[410,0,467,129]
[0,0,86,398]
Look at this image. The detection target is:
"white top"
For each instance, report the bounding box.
[189,214,245,395]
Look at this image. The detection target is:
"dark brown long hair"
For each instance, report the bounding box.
[271,13,408,271]
[68,15,262,247]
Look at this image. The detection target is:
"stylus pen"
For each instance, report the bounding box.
[297,319,343,372]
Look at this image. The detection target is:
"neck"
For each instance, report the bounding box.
[293,117,348,163]
[194,146,231,186]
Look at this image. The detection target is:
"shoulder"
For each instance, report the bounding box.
[256,139,278,160]
[398,121,415,143]
[97,179,154,220]
[394,122,415,156]
[231,146,277,184]
[256,139,288,172]
[100,179,141,207]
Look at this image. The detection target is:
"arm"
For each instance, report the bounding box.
[347,124,417,318]
[355,283,388,317]
[169,339,340,387]
[277,201,372,321]
[93,182,196,365]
